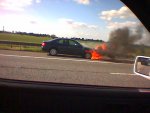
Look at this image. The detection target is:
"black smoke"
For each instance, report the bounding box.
[108,27,150,56]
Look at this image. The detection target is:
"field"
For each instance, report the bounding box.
[0,33,51,44]
[0,33,102,48]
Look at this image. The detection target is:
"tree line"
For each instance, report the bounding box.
[0,30,104,42]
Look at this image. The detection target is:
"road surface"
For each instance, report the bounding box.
[0,50,150,88]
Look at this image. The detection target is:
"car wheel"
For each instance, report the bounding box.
[85,53,91,59]
[49,49,57,56]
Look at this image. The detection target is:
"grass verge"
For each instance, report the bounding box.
[0,44,42,52]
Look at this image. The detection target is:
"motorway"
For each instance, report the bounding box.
[0,50,150,88]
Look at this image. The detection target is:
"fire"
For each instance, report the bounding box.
[91,50,103,60]
[94,43,107,51]
[91,43,107,60]
[101,43,107,51]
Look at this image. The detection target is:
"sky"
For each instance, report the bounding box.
[0,0,143,41]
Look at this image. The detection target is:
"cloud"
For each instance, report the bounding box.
[74,0,90,5]
[107,21,138,29]
[100,6,136,21]
[0,12,101,39]
[59,18,97,29]
[0,13,50,34]
[30,20,38,24]
[0,0,41,11]
[99,6,140,32]
[35,0,41,3]
[56,18,101,39]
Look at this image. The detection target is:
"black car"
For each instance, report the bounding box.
[41,38,92,59]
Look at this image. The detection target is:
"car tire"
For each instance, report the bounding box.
[49,49,57,56]
[85,53,91,59]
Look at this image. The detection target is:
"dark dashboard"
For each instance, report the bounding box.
[0,78,150,113]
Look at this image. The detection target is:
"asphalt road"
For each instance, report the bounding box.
[0,50,150,88]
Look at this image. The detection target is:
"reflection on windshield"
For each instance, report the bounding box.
[0,0,150,88]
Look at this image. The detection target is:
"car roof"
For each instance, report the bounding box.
[46,38,77,43]
[52,38,77,41]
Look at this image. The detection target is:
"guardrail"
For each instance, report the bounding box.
[0,40,41,46]
[0,40,41,51]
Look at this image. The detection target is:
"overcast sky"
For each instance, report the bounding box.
[0,0,142,41]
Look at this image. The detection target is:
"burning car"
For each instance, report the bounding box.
[41,38,93,59]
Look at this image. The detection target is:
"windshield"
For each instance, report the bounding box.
[0,0,150,88]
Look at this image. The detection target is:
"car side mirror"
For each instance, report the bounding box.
[134,56,150,80]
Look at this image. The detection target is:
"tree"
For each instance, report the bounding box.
[50,34,57,39]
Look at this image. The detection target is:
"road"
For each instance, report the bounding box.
[0,50,150,88]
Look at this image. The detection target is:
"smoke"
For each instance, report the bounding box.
[108,27,150,55]
[136,29,150,46]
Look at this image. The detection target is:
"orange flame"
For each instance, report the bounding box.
[91,50,103,60]
[91,43,107,60]
[101,43,107,51]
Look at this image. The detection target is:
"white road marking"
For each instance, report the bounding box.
[0,53,131,65]
[110,73,136,76]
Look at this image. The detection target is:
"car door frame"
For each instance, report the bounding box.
[67,39,84,56]
[57,39,69,54]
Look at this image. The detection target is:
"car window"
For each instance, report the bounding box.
[69,40,80,46]
[57,39,64,45]
[0,0,149,88]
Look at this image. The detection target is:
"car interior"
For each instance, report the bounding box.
[0,0,150,113]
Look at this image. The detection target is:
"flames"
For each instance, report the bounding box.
[91,50,103,60]
[91,43,107,60]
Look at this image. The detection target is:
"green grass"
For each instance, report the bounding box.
[0,44,41,52]
[0,33,51,44]
[0,33,102,48]
[133,46,150,56]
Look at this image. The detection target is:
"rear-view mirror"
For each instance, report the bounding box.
[134,56,150,80]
